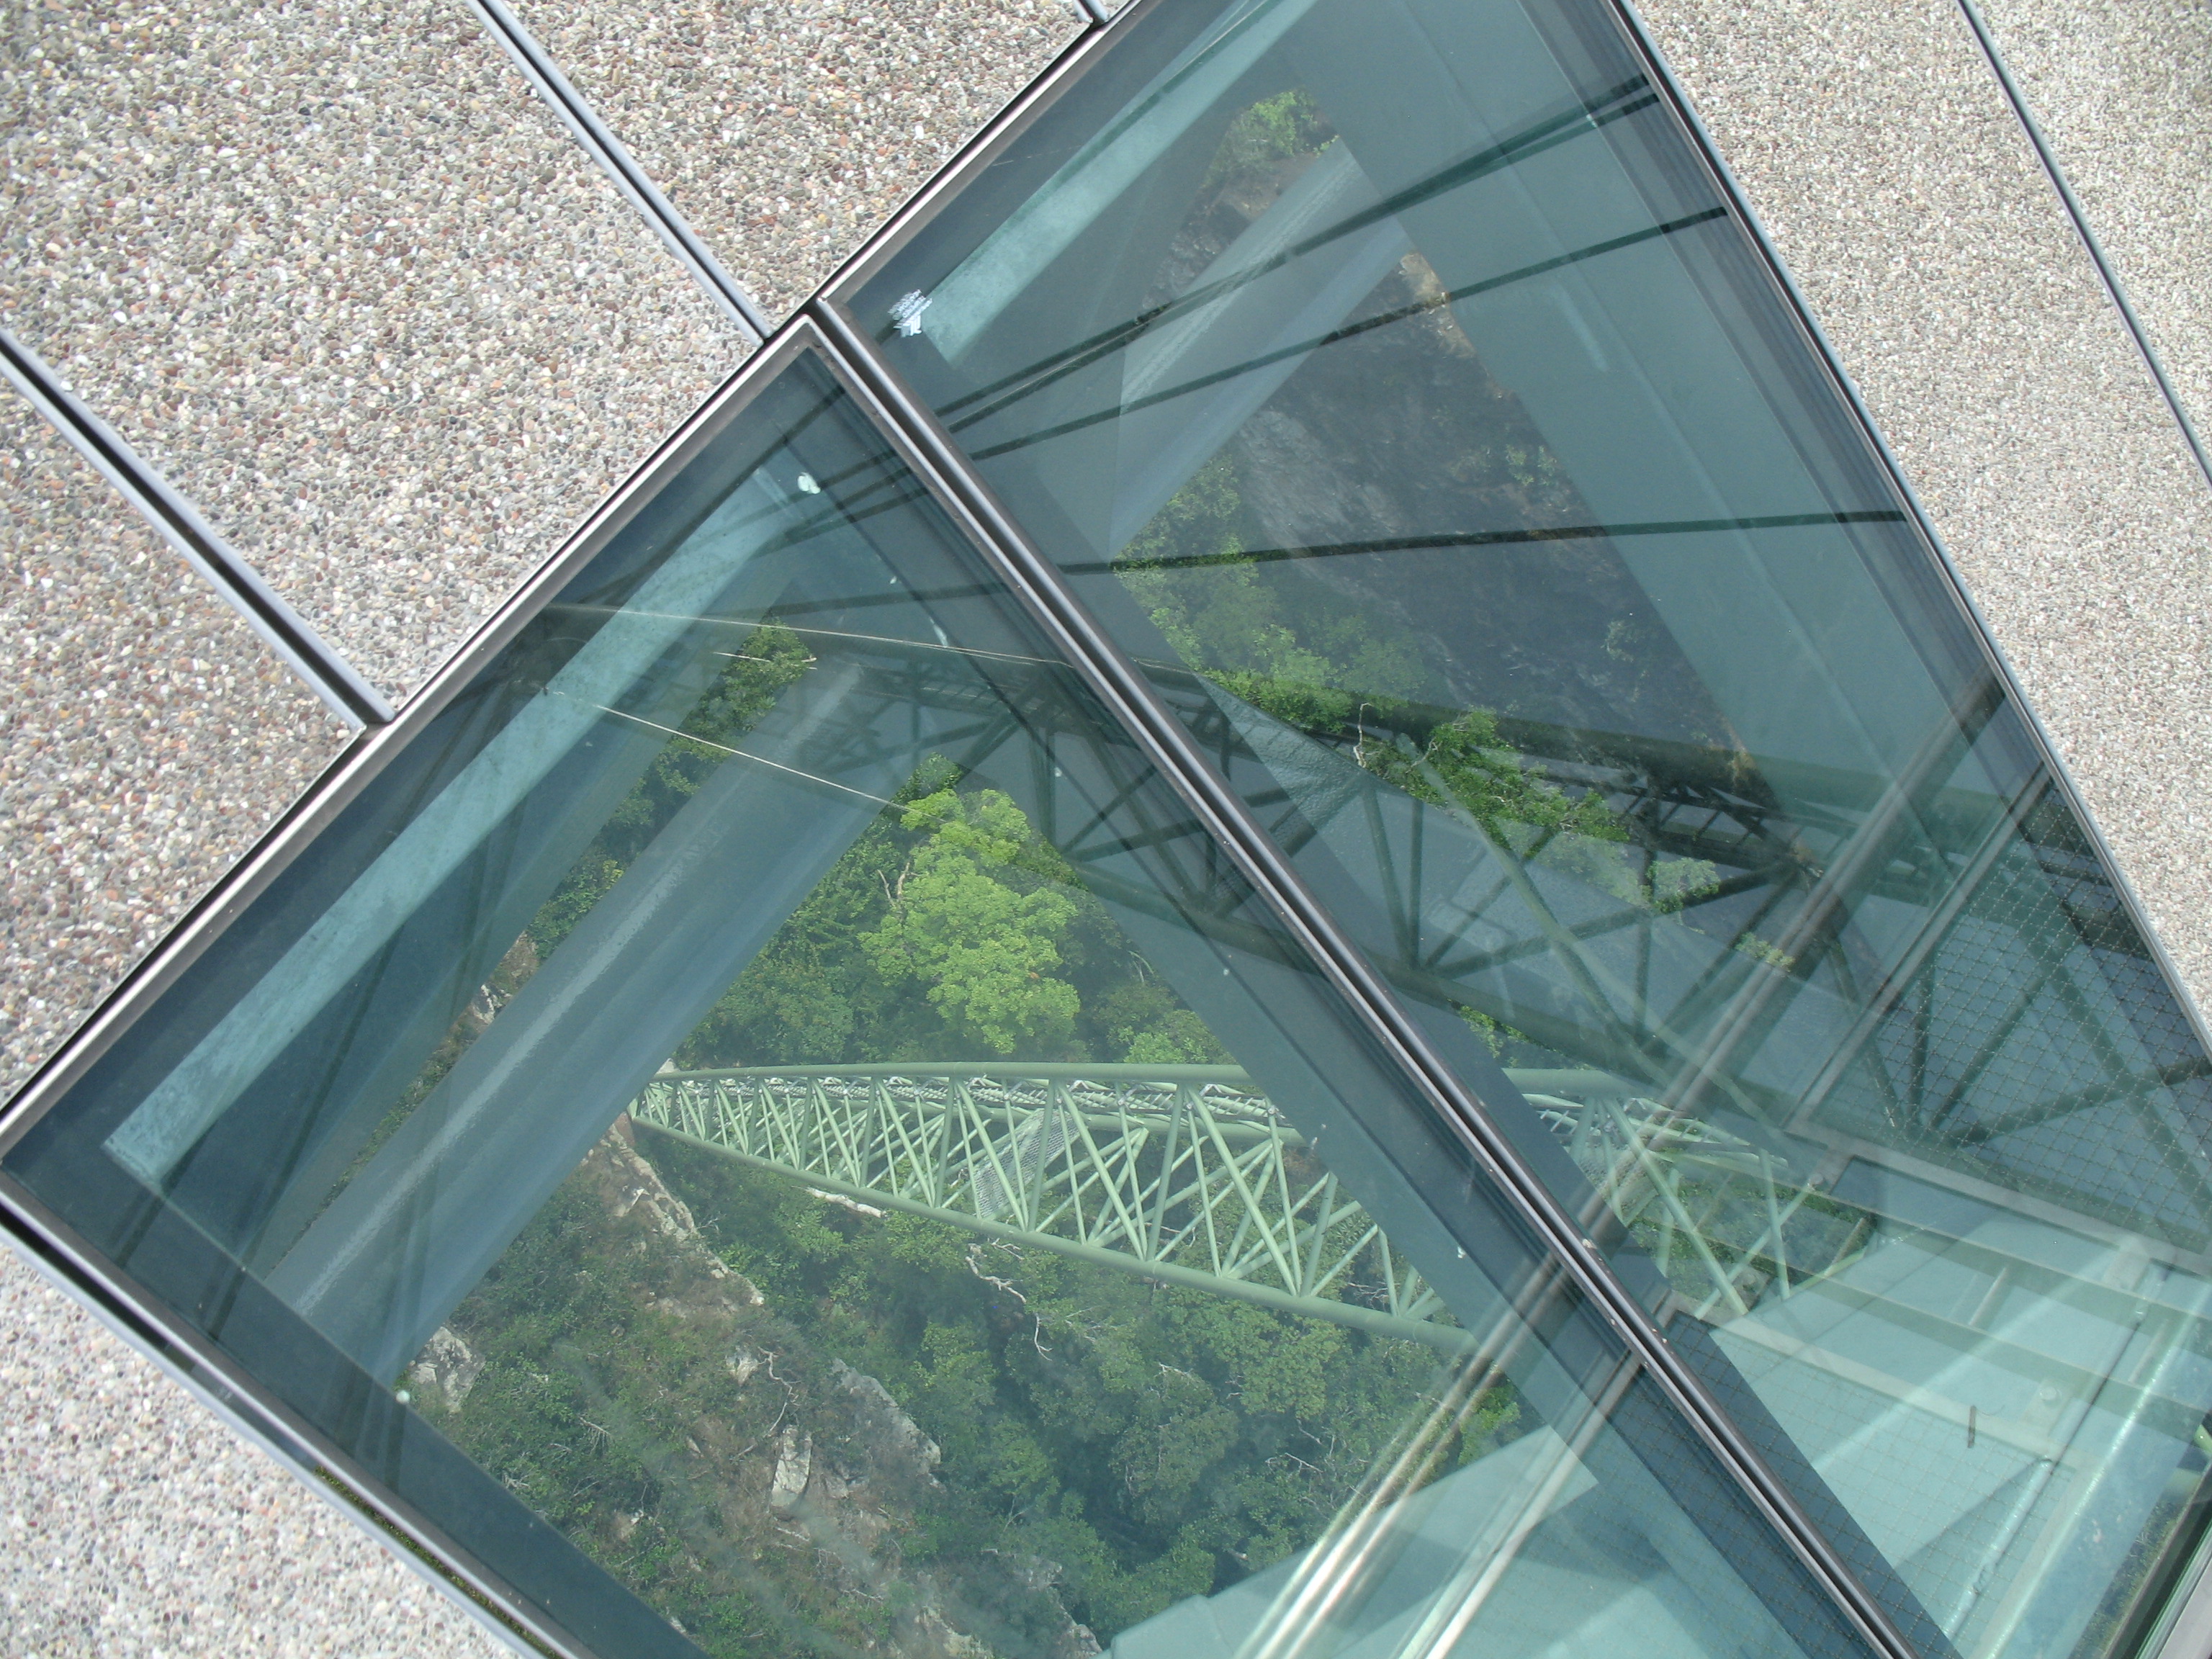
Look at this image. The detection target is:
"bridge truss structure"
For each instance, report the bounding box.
[626,1061,1866,1350]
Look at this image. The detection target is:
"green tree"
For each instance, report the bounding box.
[661,1143,1521,1642]
[860,788,1082,1056]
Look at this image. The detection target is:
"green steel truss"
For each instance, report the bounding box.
[630,1063,1466,1346]
[626,1063,1871,1352]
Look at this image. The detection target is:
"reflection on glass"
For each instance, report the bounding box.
[4,354,1865,1659]
[851,1,2212,1655]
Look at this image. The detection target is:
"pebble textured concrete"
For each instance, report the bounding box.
[0,392,346,1100]
[505,0,1085,319]
[1637,0,2212,1016]
[0,1242,509,1658]
[0,0,747,698]
[1974,0,2212,453]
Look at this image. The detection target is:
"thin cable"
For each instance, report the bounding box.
[589,702,916,811]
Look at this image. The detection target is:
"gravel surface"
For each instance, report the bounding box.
[0,0,749,699]
[0,1242,511,1658]
[506,0,1086,319]
[1640,0,2212,1012]
[1974,0,2212,462]
[0,391,346,1100]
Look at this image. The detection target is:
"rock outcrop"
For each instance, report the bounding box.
[418,1119,1097,1659]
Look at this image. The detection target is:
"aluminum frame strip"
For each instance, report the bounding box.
[0,1177,575,1659]
[1952,0,2212,500]
[0,328,395,731]
[2150,1529,2212,1659]
[464,0,772,343]
[804,297,1920,1659]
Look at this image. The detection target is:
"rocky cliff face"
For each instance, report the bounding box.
[410,1121,1097,1659]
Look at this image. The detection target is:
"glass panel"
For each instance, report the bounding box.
[848,3,2212,1656]
[2,351,1868,1659]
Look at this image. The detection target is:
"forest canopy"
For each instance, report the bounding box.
[378,587,1538,1658]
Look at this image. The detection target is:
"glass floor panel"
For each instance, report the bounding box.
[843,1,2212,1656]
[1,349,1868,1659]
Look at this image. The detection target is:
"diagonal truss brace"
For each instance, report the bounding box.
[631,1064,1452,1341]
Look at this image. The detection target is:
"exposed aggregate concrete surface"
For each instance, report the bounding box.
[505,0,1085,319]
[0,1244,511,1658]
[1974,0,2212,456]
[0,392,346,1100]
[1637,0,2212,1015]
[0,0,749,698]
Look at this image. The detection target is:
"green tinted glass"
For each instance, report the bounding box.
[849,3,2212,1655]
[3,350,1869,1659]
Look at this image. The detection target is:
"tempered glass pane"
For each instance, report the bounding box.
[848,3,2212,1655]
[2,351,1866,1659]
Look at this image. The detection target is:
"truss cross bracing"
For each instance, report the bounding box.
[630,1062,1465,1344]
[628,1062,1875,1356]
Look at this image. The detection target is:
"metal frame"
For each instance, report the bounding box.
[0,3,1912,1655]
[0,328,394,731]
[806,293,1923,1659]
[1951,0,2212,500]
[8,0,2212,1655]
[464,0,771,342]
